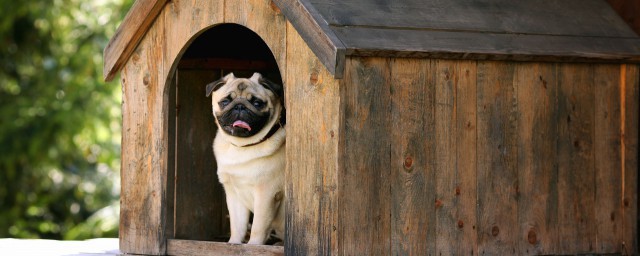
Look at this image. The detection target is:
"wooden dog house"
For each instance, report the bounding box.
[104,0,640,255]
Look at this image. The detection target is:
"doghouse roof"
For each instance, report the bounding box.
[104,0,640,80]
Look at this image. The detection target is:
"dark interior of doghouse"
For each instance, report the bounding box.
[168,23,281,243]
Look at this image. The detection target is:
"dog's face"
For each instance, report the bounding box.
[206,72,283,139]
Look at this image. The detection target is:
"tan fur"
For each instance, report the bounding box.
[210,72,285,245]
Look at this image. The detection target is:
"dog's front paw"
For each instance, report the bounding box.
[228,237,244,244]
[247,235,267,245]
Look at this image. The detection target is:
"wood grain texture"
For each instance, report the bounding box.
[476,61,518,255]
[174,69,228,241]
[162,0,224,82]
[272,0,346,78]
[284,21,340,256]
[166,62,176,247]
[178,58,278,71]
[167,239,284,256]
[557,64,597,254]
[340,57,391,255]
[332,26,640,64]
[389,58,436,255]
[312,0,636,38]
[622,64,639,254]
[224,0,287,80]
[593,65,623,253]
[104,0,168,81]
[515,63,558,255]
[119,12,171,255]
[433,60,461,255]
[453,61,479,256]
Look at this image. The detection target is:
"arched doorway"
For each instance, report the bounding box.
[167,23,282,242]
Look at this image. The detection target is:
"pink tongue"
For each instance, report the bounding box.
[232,120,251,131]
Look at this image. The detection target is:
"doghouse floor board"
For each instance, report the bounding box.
[166,239,283,256]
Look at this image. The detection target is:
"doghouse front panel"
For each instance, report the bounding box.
[119,14,174,254]
[284,21,341,256]
[337,57,638,255]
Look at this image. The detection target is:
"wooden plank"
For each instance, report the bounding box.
[104,0,168,81]
[174,69,228,241]
[433,59,457,255]
[389,58,435,255]
[476,61,518,255]
[332,26,640,64]
[593,64,623,253]
[273,0,346,78]
[224,0,288,80]
[311,0,636,38]
[166,66,176,243]
[454,60,479,256]
[162,0,224,80]
[119,12,171,255]
[556,63,597,254]
[284,21,340,256]
[622,64,639,254]
[340,57,391,255]
[178,58,278,71]
[167,239,284,256]
[515,63,559,255]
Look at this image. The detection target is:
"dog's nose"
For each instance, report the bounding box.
[234,104,246,111]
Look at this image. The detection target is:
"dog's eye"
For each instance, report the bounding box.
[219,98,231,108]
[252,99,265,109]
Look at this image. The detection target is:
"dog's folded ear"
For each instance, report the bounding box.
[206,72,235,97]
[251,72,284,101]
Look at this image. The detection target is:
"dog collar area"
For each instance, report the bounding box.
[233,123,282,148]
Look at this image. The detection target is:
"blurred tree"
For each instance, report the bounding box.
[0,0,133,239]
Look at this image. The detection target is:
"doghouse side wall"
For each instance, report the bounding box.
[337,57,638,255]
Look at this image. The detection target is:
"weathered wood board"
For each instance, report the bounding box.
[119,11,172,255]
[623,64,639,254]
[515,63,558,255]
[167,239,283,256]
[389,58,435,255]
[284,21,340,256]
[334,58,638,255]
[340,57,393,255]
[312,0,634,37]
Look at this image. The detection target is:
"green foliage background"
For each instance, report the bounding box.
[0,0,133,240]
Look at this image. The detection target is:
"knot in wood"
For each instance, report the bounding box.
[491,226,500,237]
[527,229,537,245]
[403,156,413,171]
[435,199,443,208]
[270,1,282,14]
[310,72,319,85]
[142,72,151,86]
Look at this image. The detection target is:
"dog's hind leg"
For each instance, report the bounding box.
[247,190,283,245]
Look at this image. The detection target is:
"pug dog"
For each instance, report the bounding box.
[205,72,285,245]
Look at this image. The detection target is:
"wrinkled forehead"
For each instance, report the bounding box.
[214,78,271,99]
